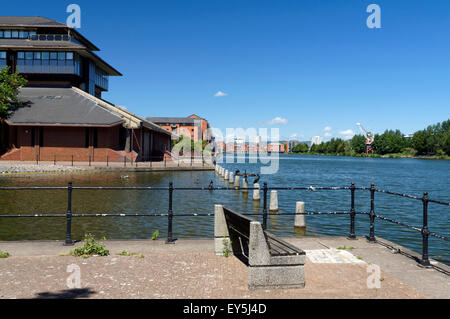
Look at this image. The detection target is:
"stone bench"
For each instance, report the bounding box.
[214,204,305,290]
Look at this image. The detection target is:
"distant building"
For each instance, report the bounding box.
[146,114,211,142]
[268,143,285,153]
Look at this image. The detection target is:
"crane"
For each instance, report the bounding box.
[356,123,375,154]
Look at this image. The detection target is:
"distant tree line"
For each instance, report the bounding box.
[291,119,450,158]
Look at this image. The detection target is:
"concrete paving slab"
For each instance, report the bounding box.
[0,236,448,299]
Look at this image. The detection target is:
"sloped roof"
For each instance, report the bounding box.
[6,87,124,127]
[71,87,173,136]
[0,38,86,50]
[147,117,197,125]
[0,16,66,27]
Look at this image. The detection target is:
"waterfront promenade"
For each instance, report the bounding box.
[1,236,449,299]
[0,160,214,175]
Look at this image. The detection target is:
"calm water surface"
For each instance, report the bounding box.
[0,154,449,265]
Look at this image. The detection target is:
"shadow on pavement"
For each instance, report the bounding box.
[34,288,96,299]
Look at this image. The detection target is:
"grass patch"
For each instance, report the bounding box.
[152,230,159,240]
[223,239,232,258]
[136,253,144,259]
[0,251,10,258]
[337,246,355,251]
[70,234,109,258]
[118,250,134,256]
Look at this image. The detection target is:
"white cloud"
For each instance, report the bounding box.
[339,129,356,139]
[324,132,333,138]
[324,126,332,132]
[214,91,228,97]
[264,117,288,126]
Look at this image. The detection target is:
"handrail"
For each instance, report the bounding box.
[0,181,448,270]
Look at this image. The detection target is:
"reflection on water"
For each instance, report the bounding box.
[0,154,449,265]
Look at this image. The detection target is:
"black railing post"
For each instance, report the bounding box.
[89,155,91,167]
[419,192,432,268]
[64,181,74,246]
[166,182,175,244]
[71,155,74,166]
[124,156,126,167]
[348,182,356,240]
[54,155,56,166]
[107,155,109,167]
[367,183,376,243]
[262,182,268,230]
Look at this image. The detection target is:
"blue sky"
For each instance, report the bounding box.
[3,0,450,141]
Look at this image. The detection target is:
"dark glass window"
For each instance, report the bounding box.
[4,31,11,38]
[42,52,49,60]
[55,35,62,41]
[19,31,28,39]
[0,31,3,38]
[50,52,57,60]
[17,52,24,59]
[11,31,19,38]
[25,52,33,60]
[39,35,46,41]
[47,35,54,41]
[33,52,41,60]
[58,52,65,60]
[0,52,6,59]
[66,52,73,60]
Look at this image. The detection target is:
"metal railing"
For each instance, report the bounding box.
[1,154,211,168]
[0,181,448,271]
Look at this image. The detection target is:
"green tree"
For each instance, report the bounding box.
[350,135,366,154]
[372,130,406,155]
[291,143,309,153]
[0,66,28,119]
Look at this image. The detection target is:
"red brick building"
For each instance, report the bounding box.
[147,114,211,142]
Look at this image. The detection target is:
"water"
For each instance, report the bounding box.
[0,154,449,265]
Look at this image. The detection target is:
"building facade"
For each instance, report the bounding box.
[147,114,211,142]
[0,16,172,162]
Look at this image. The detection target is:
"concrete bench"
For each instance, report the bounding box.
[214,204,305,290]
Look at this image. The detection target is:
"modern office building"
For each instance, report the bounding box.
[0,16,172,162]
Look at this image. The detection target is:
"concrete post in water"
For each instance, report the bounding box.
[242,178,248,193]
[228,172,234,184]
[269,190,278,212]
[253,183,260,201]
[224,170,229,180]
[294,202,306,228]
[234,175,240,189]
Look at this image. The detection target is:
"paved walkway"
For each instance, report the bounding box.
[0,160,214,175]
[0,237,448,299]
